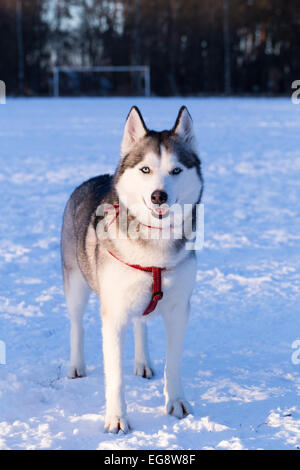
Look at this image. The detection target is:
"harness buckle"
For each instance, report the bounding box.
[152,291,163,300]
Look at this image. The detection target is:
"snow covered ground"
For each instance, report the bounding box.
[0,97,300,450]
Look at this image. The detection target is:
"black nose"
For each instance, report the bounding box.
[151,190,168,205]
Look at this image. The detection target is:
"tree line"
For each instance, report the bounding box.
[0,0,299,96]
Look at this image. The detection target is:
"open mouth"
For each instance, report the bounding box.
[151,206,169,219]
[143,198,170,220]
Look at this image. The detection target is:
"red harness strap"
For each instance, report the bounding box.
[104,204,165,316]
[106,251,165,316]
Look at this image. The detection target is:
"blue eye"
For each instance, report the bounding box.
[171,167,182,175]
[140,167,150,174]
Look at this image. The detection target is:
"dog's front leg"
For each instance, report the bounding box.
[162,304,192,419]
[102,315,130,433]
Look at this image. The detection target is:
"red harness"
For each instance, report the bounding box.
[105,204,165,316]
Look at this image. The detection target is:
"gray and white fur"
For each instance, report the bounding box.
[61,106,203,433]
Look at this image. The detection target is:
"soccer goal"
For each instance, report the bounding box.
[53,66,151,97]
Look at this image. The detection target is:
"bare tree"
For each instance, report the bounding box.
[223,0,231,94]
[16,0,24,95]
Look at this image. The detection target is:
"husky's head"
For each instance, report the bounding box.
[115,106,203,228]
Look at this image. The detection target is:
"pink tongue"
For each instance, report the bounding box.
[155,208,168,215]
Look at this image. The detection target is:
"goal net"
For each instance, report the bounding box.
[53,66,150,97]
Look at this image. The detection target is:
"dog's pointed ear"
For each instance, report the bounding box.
[121,106,147,157]
[172,106,194,143]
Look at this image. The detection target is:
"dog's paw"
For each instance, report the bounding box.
[166,399,192,419]
[134,362,154,379]
[104,416,131,434]
[68,364,86,379]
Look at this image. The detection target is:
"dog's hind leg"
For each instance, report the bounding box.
[133,320,154,379]
[64,266,90,379]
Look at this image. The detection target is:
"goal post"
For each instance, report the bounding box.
[53,65,151,97]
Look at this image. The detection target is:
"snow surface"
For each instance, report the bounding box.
[0,97,300,450]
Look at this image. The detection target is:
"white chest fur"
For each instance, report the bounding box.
[98,247,197,321]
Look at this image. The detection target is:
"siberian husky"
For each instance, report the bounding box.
[61,106,203,433]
